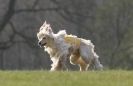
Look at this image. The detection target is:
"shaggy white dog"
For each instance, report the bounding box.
[37,21,103,71]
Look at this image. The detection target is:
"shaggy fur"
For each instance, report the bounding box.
[37,21,103,71]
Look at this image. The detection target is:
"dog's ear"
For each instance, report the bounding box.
[46,24,53,34]
[43,21,47,26]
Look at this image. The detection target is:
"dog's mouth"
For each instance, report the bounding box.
[38,42,47,47]
[41,43,47,46]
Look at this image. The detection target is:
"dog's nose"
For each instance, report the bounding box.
[38,41,41,46]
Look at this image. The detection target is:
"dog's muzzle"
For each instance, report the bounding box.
[38,41,47,47]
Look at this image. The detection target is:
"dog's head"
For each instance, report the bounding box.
[37,21,54,47]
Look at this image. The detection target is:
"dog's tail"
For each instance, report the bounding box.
[81,39,103,70]
[93,58,103,70]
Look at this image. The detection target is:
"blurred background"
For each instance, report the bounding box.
[0,0,133,70]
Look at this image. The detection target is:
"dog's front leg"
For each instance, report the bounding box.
[50,58,62,71]
[50,54,69,71]
[59,54,69,71]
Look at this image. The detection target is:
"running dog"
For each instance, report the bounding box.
[37,21,103,71]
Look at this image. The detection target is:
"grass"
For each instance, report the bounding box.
[0,70,133,86]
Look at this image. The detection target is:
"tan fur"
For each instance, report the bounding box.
[64,35,81,47]
[69,46,88,71]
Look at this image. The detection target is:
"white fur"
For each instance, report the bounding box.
[37,21,103,71]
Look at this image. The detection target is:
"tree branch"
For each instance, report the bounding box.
[0,0,16,33]
[32,0,40,9]
[15,7,61,14]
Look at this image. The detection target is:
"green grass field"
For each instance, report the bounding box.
[0,70,133,86]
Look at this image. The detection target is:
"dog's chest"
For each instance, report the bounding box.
[46,47,60,57]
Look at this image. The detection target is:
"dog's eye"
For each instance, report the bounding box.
[43,37,46,39]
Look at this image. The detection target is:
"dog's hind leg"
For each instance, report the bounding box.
[70,54,80,65]
[69,46,88,71]
[69,46,80,65]
[70,55,88,71]
[77,57,88,71]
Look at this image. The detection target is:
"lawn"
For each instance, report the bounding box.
[0,70,133,86]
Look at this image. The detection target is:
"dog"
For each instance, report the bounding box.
[37,21,103,71]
